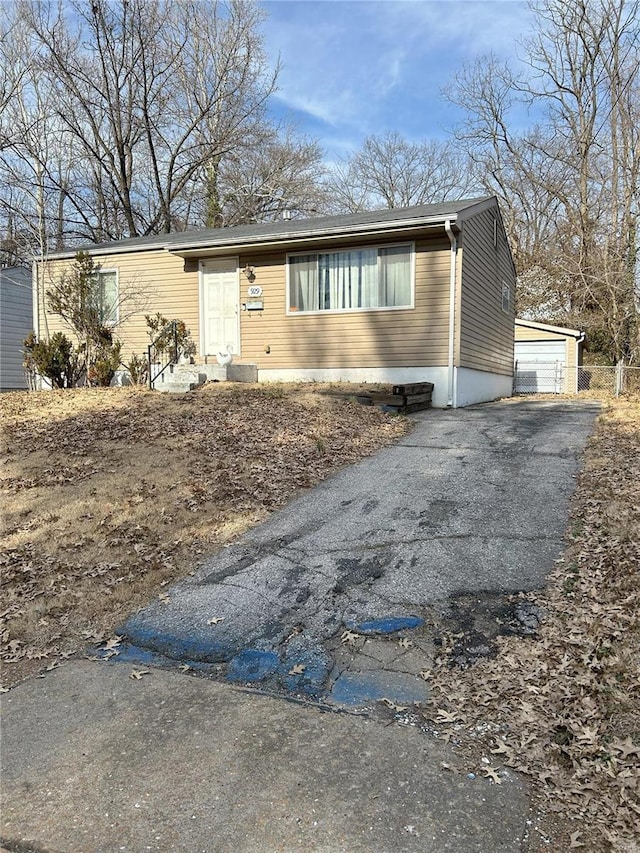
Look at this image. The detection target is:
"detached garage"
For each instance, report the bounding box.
[514,319,585,394]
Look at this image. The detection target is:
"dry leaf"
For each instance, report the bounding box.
[341,630,360,645]
[207,617,224,625]
[100,635,123,652]
[398,637,412,650]
[435,708,460,723]
[288,663,306,675]
[129,668,150,680]
[482,767,502,784]
[381,698,408,712]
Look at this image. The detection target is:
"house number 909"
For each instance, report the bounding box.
[247,285,262,297]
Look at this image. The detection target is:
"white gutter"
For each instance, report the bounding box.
[444,219,458,408]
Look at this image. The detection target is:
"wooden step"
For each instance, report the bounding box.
[391,382,434,396]
[380,400,432,414]
[366,391,432,407]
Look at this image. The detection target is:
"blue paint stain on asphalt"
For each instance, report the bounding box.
[346,616,424,635]
[88,642,220,675]
[330,670,428,707]
[122,621,233,663]
[226,649,280,683]
[278,646,332,697]
[112,611,427,707]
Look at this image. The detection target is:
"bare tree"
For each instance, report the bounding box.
[188,124,330,227]
[448,0,640,362]
[5,0,285,247]
[326,131,477,213]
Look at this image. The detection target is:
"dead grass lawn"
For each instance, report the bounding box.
[0,383,410,686]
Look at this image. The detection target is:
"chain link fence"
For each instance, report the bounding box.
[514,362,640,397]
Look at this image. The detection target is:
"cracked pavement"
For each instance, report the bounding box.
[121,398,600,706]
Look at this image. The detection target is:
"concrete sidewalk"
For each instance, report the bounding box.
[1,662,530,853]
[1,399,600,852]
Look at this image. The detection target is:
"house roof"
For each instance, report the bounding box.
[45,196,497,260]
[515,318,585,339]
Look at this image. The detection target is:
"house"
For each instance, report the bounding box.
[35,196,516,407]
[514,318,585,394]
[1,266,33,391]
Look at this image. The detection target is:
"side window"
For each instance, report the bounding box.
[501,280,511,314]
[93,269,118,324]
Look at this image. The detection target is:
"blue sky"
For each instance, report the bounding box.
[262,0,535,160]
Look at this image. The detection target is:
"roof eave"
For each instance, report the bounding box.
[40,201,487,262]
[168,215,458,258]
[515,318,584,338]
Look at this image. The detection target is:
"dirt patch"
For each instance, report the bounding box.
[0,383,411,687]
[423,396,640,852]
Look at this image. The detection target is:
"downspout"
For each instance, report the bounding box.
[575,332,586,393]
[444,219,457,407]
[32,259,39,340]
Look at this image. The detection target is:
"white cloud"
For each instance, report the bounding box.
[261,0,535,154]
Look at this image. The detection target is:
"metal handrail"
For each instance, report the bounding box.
[147,320,179,389]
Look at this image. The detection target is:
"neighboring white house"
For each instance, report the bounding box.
[1,266,33,391]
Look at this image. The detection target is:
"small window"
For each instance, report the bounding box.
[92,269,118,324]
[501,281,511,313]
[287,243,413,313]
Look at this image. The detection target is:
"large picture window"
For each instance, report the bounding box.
[288,243,413,314]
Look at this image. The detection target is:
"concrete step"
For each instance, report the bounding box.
[155,380,198,394]
[151,362,258,392]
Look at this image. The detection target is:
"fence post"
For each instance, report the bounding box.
[615,361,623,397]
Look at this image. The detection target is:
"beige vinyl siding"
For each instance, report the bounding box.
[237,236,451,370]
[38,250,199,359]
[39,230,453,372]
[457,207,516,375]
[514,325,579,370]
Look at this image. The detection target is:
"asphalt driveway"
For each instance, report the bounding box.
[1,398,601,853]
[118,397,600,706]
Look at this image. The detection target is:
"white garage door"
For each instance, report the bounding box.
[514,340,566,393]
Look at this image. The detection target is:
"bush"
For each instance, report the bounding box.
[125,353,150,386]
[145,312,196,361]
[23,331,82,388]
[86,325,122,387]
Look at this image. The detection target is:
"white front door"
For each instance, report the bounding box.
[201,258,239,356]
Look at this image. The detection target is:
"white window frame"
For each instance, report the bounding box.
[286,241,415,316]
[93,267,119,325]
